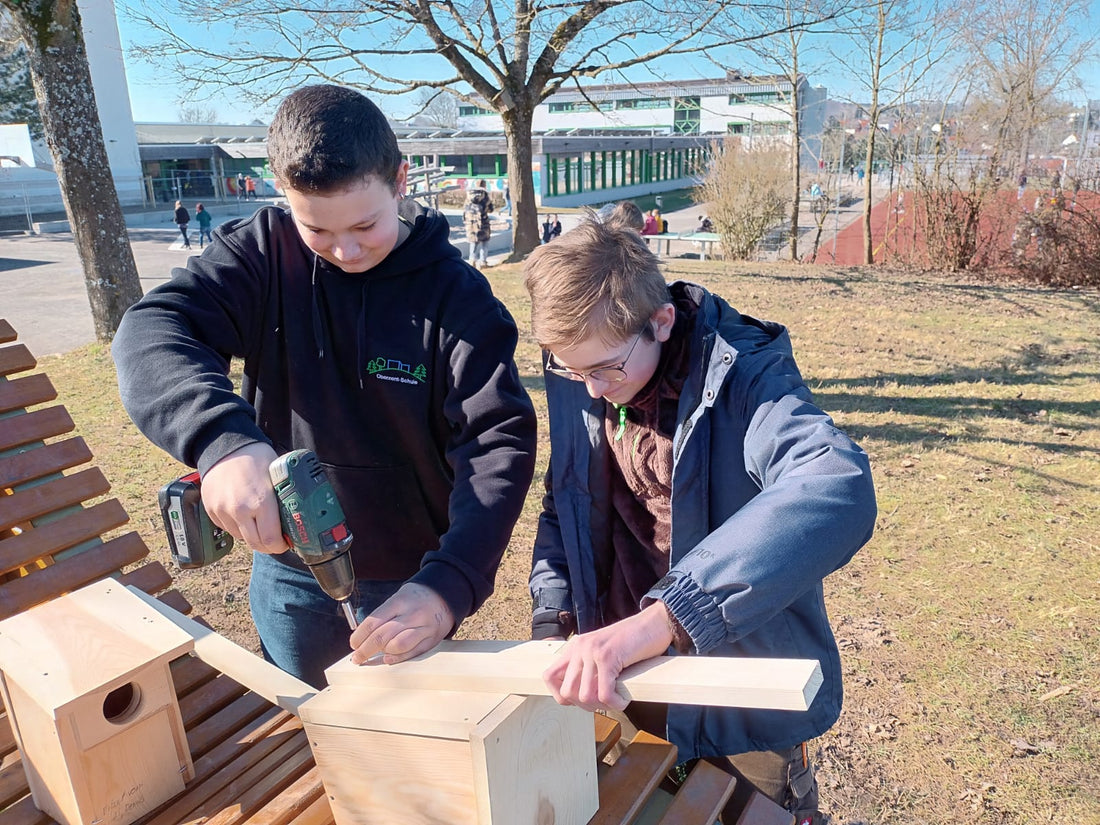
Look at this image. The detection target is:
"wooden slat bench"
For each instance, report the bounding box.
[0,318,784,825]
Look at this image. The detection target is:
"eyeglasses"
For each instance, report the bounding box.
[545,330,644,383]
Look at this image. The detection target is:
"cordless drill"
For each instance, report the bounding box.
[268,449,358,631]
[159,449,358,630]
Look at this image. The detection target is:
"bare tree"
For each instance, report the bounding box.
[179,104,220,124]
[960,0,1093,178]
[0,1,142,341]
[838,0,947,263]
[409,89,458,129]
[125,0,812,258]
[734,1,844,261]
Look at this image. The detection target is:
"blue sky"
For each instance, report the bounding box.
[115,3,1100,125]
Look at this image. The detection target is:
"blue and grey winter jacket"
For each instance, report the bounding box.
[530,281,876,760]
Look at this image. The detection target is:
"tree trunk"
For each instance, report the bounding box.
[862,129,876,264]
[501,108,540,261]
[8,0,143,342]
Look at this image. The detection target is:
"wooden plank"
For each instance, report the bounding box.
[156,588,194,615]
[0,468,111,532]
[282,793,334,825]
[0,749,28,808]
[324,640,824,712]
[0,714,15,756]
[0,792,51,825]
[171,652,221,699]
[184,692,278,757]
[128,586,318,713]
[655,760,736,825]
[0,438,92,490]
[588,731,677,825]
[150,730,313,825]
[117,560,174,596]
[594,713,622,762]
[178,673,250,729]
[0,375,56,415]
[138,715,302,825]
[0,407,74,453]
[0,531,149,621]
[237,767,325,825]
[0,499,129,576]
[0,346,35,379]
[0,321,16,344]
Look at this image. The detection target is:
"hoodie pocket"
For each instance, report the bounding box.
[320,460,441,581]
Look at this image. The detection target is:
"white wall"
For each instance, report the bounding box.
[80,0,145,206]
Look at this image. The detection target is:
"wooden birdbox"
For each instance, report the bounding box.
[0,579,195,825]
[299,684,598,825]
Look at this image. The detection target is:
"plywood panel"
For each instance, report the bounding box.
[470,695,597,825]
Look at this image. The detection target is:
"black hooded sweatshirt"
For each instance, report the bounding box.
[113,201,537,625]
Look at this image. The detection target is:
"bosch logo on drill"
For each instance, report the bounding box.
[291,511,310,545]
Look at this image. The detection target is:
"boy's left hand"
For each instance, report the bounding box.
[542,601,674,712]
[348,583,455,666]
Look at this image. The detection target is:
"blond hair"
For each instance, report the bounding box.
[523,217,670,348]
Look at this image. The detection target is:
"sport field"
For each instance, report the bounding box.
[36,260,1099,824]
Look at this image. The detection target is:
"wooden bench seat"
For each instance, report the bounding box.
[0,318,784,825]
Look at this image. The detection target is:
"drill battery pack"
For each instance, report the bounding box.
[159,471,234,569]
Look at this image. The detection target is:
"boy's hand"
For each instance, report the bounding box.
[542,601,674,712]
[349,582,455,666]
[200,442,287,555]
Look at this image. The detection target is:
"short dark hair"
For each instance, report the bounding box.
[268,85,402,194]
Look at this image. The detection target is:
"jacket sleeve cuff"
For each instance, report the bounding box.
[642,574,726,654]
[193,412,269,475]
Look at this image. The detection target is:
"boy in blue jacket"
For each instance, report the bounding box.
[523,217,876,824]
[113,86,537,688]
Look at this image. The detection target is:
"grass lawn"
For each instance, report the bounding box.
[31,258,1100,824]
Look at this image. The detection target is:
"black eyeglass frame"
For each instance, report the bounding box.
[544,329,645,383]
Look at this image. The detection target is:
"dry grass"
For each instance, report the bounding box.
[35,260,1099,824]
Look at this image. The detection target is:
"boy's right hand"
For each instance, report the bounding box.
[200,442,288,555]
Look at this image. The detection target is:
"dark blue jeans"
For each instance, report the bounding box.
[249,550,403,687]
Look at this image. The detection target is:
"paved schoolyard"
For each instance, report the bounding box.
[0,201,510,357]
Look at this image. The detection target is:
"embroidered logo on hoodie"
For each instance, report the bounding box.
[366,356,427,385]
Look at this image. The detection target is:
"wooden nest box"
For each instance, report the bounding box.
[299,683,598,825]
[0,580,195,825]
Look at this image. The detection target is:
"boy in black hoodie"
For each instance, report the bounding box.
[113,85,538,688]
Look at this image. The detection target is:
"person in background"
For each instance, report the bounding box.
[114,85,537,688]
[541,213,562,244]
[195,203,213,249]
[173,200,191,249]
[695,214,715,233]
[641,209,660,235]
[236,172,246,202]
[523,216,876,825]
[246,176,258,200]
[463,179,494,268]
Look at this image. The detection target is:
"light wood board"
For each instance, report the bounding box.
[324,640,822,712]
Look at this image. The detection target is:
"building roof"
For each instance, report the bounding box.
[540,73,801,105]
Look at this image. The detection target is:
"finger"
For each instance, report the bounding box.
[349,619,402,665]
[380,628,440,665]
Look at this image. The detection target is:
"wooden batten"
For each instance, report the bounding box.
[324,639,823,712]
